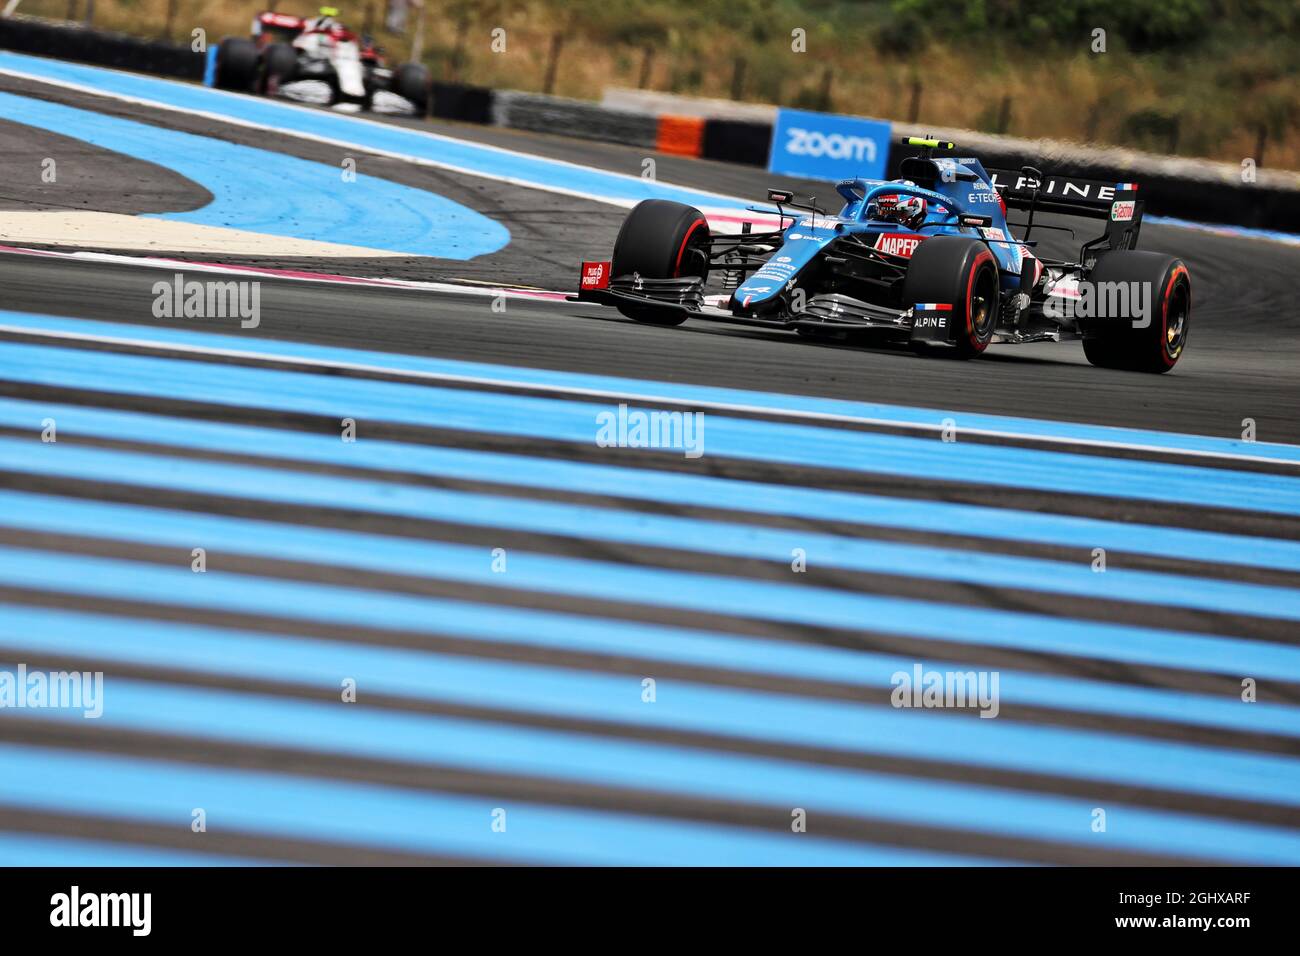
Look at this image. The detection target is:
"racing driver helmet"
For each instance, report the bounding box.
[891,194,927,230]
[870,182,927,230]
[305,6,340,32]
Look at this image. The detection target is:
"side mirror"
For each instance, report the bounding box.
[767,188,794,204]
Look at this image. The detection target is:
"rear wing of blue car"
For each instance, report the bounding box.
[987,169,1138,217]
[987,168,1143,252]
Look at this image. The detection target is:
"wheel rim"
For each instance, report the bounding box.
[676,223,711,280]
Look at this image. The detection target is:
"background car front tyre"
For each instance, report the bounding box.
[609,199,710,327]
[214,37,259,92]
[1081,251,1190,373]
[904,235,1000,359]
[259,42,298,94]
[391,63,430,114]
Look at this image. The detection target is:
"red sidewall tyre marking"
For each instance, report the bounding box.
[1159,264,1190,369]
[965,250,995,352]
[673,219,708,277]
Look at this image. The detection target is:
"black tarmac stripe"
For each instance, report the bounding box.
[3,379,1297,547]
[0,718,1215,867]
[0,808,479,866]
[4,326,1295,477]
[4,434,1299,590]
[4,513,1297,657]
[0,650,1293,837]
[10,457,1300,591]
[3,584,1287,712]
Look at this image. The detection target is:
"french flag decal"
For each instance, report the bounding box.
[916,302,953,311]
[1114,182,1139,191]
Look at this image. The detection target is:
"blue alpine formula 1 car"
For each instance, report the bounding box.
[577,137,1191,372]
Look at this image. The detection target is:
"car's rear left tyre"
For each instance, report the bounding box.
[609,199,710,327]
[214,37,259,92]
[903,235,1001,359]
[1080,250,1190,373]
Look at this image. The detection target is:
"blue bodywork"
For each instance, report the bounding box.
[733,156,1027,310]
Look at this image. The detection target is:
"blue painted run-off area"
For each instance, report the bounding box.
[0,50,750,212]
[2,51,1296,246]
[0,90,509,258]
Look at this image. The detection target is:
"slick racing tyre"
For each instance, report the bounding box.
[610,199,710,327]
[1080,251,1190,373]
[903,236,1000,358]
[214,37,259,92]
[259,42,298,94]
[391,63,430,114]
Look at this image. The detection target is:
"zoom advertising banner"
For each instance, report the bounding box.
[768,107,891,182]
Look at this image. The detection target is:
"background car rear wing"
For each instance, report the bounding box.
[253,11,306,41]
[988,168,1143,252]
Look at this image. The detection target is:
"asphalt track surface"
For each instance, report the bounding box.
[0,58,1298,866]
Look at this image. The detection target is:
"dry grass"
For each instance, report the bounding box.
[16,0,1300,170]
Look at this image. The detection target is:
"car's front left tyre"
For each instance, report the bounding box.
[609,199,710,326]
[903,235,1001,359]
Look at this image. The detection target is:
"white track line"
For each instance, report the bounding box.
[0,243,576,300]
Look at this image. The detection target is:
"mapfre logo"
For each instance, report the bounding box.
[873,233,925,258]
[785,127,878,162]
[1111,201,1135,222]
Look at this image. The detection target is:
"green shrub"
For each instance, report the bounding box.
[887,0,1209,49]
